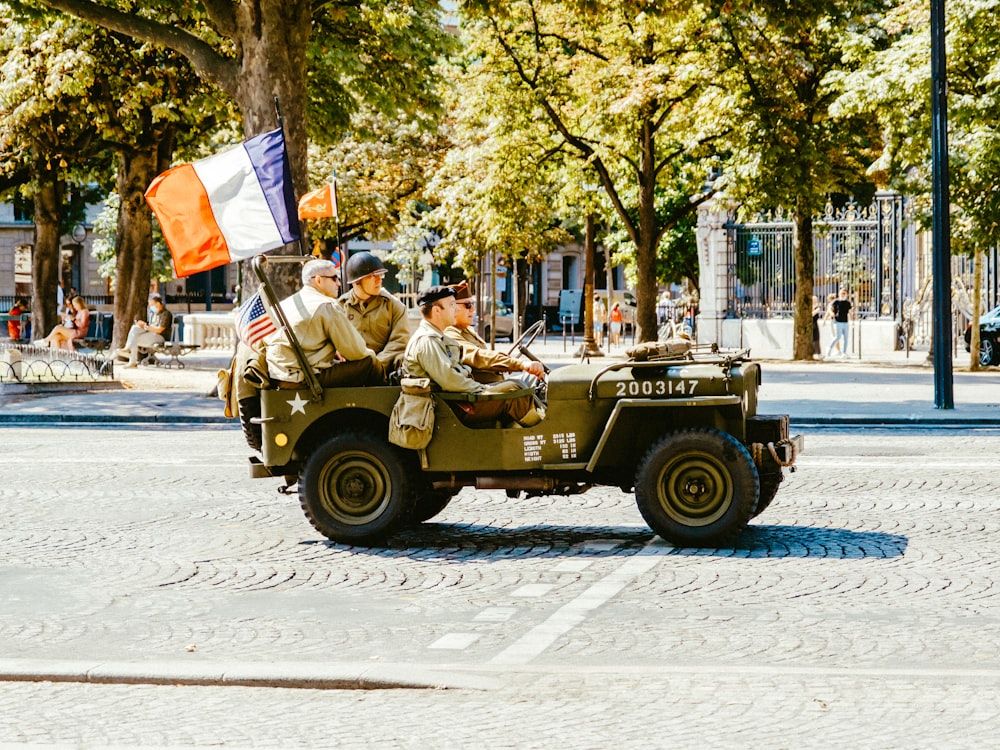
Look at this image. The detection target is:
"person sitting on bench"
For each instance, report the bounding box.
[36,296,90,351]
[116,294,173,368]
[403,285,541,428]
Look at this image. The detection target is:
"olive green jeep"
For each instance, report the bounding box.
[245,257,801,548]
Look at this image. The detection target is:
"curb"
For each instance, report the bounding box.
[790,417,1000,427]
[0,659,498,691]
[0,414,235,425]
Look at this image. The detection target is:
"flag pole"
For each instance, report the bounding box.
[333,172,345,266]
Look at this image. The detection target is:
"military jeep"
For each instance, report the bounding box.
[246,257,801,548]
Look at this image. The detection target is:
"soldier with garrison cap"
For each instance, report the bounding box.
[403,285,542,428]
[444,281,546,385]
[339,251,410,377]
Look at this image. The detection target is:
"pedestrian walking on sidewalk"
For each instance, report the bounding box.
[811,295,822,358]
[826,288,853,358]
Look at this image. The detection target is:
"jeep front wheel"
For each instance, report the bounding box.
[299,432,414,545]
[635,428,759,547]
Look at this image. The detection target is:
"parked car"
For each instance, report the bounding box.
[404,295,514,342]
[477,298,514,342]
[964,304,1000,366]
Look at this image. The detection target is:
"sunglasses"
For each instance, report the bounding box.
[318,275,340,281]
[457,302,475,309]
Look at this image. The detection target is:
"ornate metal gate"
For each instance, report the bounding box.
[726,192,915,322]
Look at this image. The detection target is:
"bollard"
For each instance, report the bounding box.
[3,349,23,381]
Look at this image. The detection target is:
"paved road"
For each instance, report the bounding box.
[1,425,999,747]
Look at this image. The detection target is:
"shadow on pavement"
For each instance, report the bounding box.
[303,523,907,561]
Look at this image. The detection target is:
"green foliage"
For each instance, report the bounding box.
[836,0,1000,256]
[449,0,725,329]
[303,107,452,245]
[707,0,885,215]
[307,1,454,143]
[90,192,173,285]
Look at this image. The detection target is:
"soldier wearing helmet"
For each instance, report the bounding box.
[339,251,410,376]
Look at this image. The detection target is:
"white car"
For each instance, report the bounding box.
[404,296,515,342]
[477,298,515,342]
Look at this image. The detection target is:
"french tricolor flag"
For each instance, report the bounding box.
[145,129,300,278]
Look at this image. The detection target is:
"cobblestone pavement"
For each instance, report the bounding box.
[1,426,999,747]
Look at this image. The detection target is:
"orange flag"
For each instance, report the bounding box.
[297,183,338,221]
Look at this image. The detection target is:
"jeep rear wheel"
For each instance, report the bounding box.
[299,432,414,545]
[635,428,759,547]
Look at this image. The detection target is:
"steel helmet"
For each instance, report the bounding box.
[344,251,386,285]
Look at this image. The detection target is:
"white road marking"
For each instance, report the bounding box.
[511,583,554,598]
[428,633,480,650]
[474,607,517,623]
[553,559,594,572]
[490,538,674,666]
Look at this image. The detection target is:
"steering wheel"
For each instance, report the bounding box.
[507,319,547,369]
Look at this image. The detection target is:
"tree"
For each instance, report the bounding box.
[87,32,223,346]
[2,4,227,346]
[708,0,884,359]
[0,9,104,337]
[836,0,1000,369]
[457,0,724,342]
[31,0,450,296]
[303,107,454,252]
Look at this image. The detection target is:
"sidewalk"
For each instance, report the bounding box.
[1,338,998,426]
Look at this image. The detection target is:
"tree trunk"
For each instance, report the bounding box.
[792,202,816,360]
[233,0,312,300]
[635,121,659,343]
[970,247,983,371]
[29,155,65,341]
[112,148,159,348]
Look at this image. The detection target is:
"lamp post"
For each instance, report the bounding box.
[930,0,954,408]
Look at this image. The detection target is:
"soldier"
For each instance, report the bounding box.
[339,251,410,377]
[265,259,384,388]
[444,281,545,385]
[403,285,542,428]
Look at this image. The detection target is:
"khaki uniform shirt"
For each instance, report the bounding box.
[403,319,484,394]
[444,325,526,384]
[339,287,410,370]
[266,285,374,383]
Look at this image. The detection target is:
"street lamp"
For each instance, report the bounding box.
[930,0,954,408]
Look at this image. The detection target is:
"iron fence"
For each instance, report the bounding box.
[0,342,115,383]
[727,193,917,322]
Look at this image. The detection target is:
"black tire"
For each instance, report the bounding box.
[238,395,262,452]
[980,337,998,366]
[634,428,759,547]
[411,489,458,524]
[754,470,782,518]
[299,431,414,545]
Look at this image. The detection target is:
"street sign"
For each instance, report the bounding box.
[747,236,762,256]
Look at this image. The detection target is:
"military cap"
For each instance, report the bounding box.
[451,281,472,300]
[417,285,456,306]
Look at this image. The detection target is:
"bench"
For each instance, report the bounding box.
[0,312,29,341]
[137,321,200,368]
[73,337,110,352]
